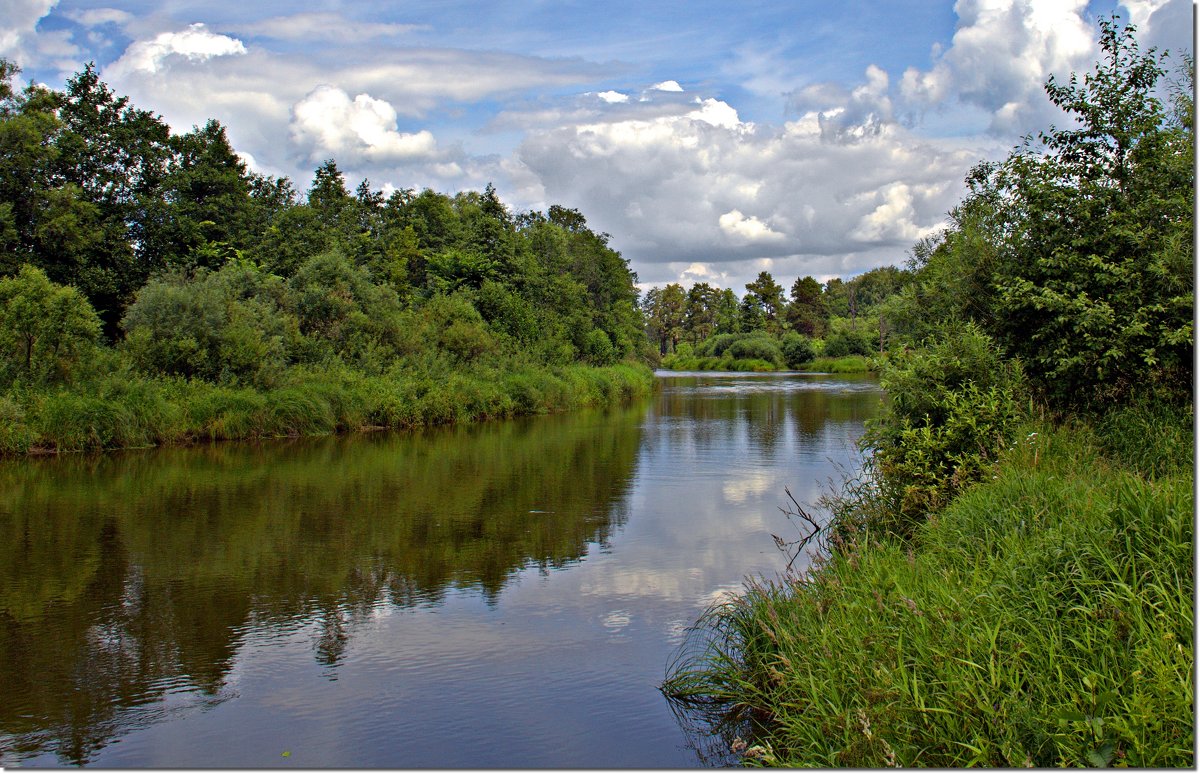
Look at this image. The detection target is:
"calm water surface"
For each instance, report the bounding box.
[0,371,881,768]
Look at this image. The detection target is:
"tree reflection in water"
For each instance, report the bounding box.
[0,404,644,765]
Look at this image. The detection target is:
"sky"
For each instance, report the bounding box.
[1,0,1193,293]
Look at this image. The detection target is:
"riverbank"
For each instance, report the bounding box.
[662,403,1194,766]
[659,353,875,374]
[0,360,655,455]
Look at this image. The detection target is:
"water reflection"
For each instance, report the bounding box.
[0,405,644,765]
[0,373,882,768]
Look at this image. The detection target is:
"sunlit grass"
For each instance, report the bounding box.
[664,409,1194,767]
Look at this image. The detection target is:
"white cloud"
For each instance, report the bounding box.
[290,85,438,164]
[107,23,246,77]
[650,79,684,92]
[240,13,421,42]
[687,97,745,129]
[899,0,1096,134]
[0,0,79,71]
[788,64,894,142]
[596,90,628,104]
[63,8,132,28]
[850,182,942,242]
[517,92,974,288]
[719,210,784,244]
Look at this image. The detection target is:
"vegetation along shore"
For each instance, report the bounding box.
[662,18,1194,767]
[0,59,654,455]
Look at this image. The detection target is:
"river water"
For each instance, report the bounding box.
[0,371,881,768]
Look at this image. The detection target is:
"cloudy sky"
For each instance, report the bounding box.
[2,0,1192,292]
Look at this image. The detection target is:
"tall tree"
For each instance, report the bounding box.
[786,275,826,337]
[744,271,785,333]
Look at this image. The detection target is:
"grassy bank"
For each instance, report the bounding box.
[796,355,874,373]
[0,361,654,455]
[663,405,1193,767]
[660,353,875,374]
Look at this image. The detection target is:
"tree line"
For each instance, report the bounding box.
[0,59,647,394]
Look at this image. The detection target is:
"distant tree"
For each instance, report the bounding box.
[684,282,719,343]
[712,288,740,334]
[744,271,785,333]
[643,283,686,353]
[738,293,766,332]
[786,275,826,337]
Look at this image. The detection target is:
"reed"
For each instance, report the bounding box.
[663,414,1194,767]
[0,361,655,455]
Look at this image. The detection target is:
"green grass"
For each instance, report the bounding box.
[799,354,875,373]
[663,406,1193,767]
[0,361,655,455]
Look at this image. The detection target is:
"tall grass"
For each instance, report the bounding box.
[0,361,655,455]
[663,410,1194,767]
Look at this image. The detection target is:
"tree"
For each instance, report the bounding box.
[744,271,785,333]
[786,275,826,337]
[144,120,256,272]
[987,17,1194,407]
[643,283,686,353]
[0,264,100,384]
[712,288,740,334]
[684,282,719,343]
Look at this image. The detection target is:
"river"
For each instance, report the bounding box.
[0,371,881,768]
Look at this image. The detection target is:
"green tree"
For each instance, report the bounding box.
[744,271,785,333]
[0,264,101,384]
[987,17,1193,407]
[786,275,826,336]
[684,282,719,343]
[121,262,297,387]
[642,283,686,354]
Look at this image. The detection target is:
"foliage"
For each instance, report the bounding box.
[890,18,1194,410]
[725,333,783,367]
[779,332,816,368]
[859,324,1025,536]
[0,264,101,385]
[122,262,296,387]
[665,418,1193,767]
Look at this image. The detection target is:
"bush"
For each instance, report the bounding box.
[122,264,296,387]
[779,332,816,368]
[859,323,1025,535]
[581,329,616,366]
[0,264,101,386]
[823,328,873,358]
[726,334,783,367]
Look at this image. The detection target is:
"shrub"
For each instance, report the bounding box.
[859,323,1025,535]
[779,332,817,368]
[122,264,296,387]
[726,334,783,366]
[581,329,616,366]
[0,264,101,386]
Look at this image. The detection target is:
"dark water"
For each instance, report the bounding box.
[0,371,881,768]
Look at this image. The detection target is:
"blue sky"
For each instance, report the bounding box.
[3,0,1192,291]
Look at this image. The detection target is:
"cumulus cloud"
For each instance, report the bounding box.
[1,0,79,71]
[719,210,784,244]
[596,90,629,104]
[650,80,684,92]
[517,92,973,283]
[899,0,1096,134]
[787,64,894,142]
[290,84,438,164]
[107,23,246,77]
